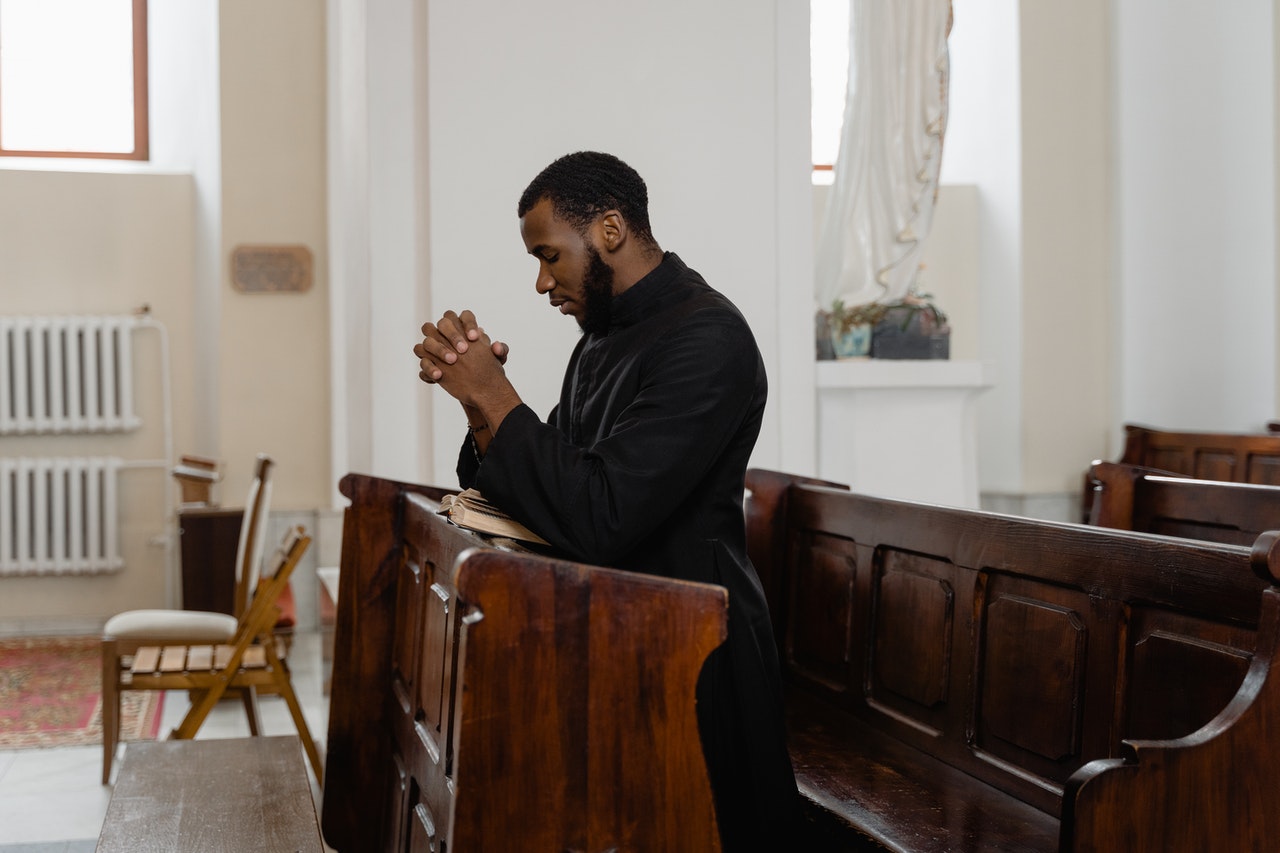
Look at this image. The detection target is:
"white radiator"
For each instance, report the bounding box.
[0,316,141,435]
[0,457,125,576]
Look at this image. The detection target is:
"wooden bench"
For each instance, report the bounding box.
[1086,460,1280,545]
[1078,423,1280,522]
[1118,422,1280,484]
[96,736,323,851]
[745,467,1280,852]
[320,473,728,852]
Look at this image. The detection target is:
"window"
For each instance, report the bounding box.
[0,0,148,160]
[811,0,850,178]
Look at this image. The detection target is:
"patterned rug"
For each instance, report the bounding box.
[0,635,164,750]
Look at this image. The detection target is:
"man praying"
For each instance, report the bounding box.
[413,150,797,850]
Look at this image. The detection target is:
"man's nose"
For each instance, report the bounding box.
[535,268,555,294]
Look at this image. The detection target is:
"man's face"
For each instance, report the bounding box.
[520,198,615,335]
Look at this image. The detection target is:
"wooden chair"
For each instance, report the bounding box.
[103,526,324,784]
[101,454,276,783]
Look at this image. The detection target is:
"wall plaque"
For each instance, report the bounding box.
[231,245,313,293]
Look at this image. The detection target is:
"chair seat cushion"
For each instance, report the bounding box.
[104,609,238,643]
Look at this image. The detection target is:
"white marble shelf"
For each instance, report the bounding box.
[815,359,991,508]
[816,358,987,389]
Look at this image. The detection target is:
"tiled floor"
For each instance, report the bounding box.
[0,631,331,850]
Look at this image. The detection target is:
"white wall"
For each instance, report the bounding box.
[940,0,1024,493]
[0,169,197,624]
[148,0,221,455]
[408,2,814,485]
[336,0,436,492]
[217,0,331,509]
[1019,0,1112,495]
[1116,0,1277,433]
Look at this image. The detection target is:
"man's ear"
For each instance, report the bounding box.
[597,210,627,253]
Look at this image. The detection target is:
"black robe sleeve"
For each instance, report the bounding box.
[473,305,761,568]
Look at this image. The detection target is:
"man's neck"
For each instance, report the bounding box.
[611,247,666,297]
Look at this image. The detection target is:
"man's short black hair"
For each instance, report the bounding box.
[518,151,656,245]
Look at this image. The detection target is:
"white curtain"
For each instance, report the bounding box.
[815,0,952,311]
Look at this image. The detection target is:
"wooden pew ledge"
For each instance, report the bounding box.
[97,736,323,852]
[787,689,1060,853]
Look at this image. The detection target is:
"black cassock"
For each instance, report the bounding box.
[458,252,798,850]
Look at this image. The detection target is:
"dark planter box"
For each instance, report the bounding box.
[871,308,951,359]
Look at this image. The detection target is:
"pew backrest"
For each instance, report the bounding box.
[1087,460,1280,546]
[322,473,727,853]
[1119,423,1280,484]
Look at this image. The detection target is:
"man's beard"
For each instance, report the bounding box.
[579,245,615,335]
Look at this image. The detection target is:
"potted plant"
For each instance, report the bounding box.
[823,299,889,359]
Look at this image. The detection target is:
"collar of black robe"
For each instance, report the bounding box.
[603,252,692,333]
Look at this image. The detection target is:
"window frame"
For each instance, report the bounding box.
[0,0,149,161]
[810,0,849,177]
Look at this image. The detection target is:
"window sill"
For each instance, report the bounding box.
[0,157,186,176]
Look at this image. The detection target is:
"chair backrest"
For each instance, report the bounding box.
[237,525,308,636]
[232,455,274,618]
[219,526,310,661]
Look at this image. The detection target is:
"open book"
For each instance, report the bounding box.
[437,488,550,546]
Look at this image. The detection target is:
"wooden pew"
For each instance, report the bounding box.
[1078,423,1280,522]
[97,736,323,852]
[1086,460,1280,546]
[320,473,728,853]
[1118,423,1280,484]
[745,468,1280,852]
